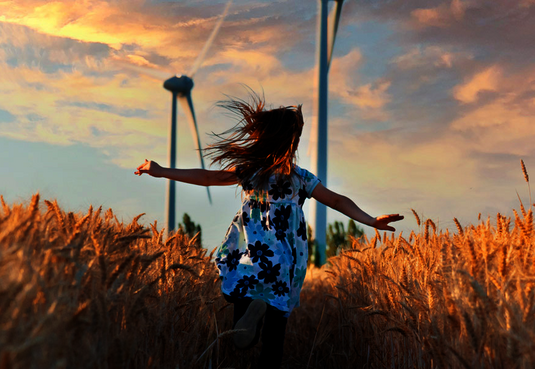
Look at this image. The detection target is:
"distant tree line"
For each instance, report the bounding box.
[177,213,202,247]
[308,219,364,267]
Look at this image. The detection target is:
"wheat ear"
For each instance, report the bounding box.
[521,159,532,209]
[411,209,421,227]
[0,195,9,216]
[453,218,464,236]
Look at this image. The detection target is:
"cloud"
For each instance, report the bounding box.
[350,0,535,67]
[393,46,460,70]
[56,100,151,118]
[0,37,170,166]
[0,0,319,71]
[451,97,535,156]
[453,65,501,104]
[2,0,534,190]
[0,0,318,175]
[323,122,482,232]
[329,49,391,121]
[342,81,391,121]
[449,63,535,158]
[0,1,171,50]
[0,3,321,170]
[410,0,466,28]
[0,22,111,72]
[311,1,535,231]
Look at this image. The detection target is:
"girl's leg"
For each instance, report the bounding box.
[258,305,288,369]
[231,298,251,328]
[224,295,264,349]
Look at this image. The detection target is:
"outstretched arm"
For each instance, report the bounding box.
[311,183,403,231]
[135,159,238,186]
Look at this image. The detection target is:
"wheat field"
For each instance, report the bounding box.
[1,182,534,368]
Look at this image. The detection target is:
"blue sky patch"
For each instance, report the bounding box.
[0,109,16,123]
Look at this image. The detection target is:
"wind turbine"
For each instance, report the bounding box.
[124,0,232,235]
[309,0,344,265]
[163,0,233,235]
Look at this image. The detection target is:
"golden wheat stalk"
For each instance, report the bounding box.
[5,192,535,368]
[453,218,464,236]
[107,253,136,289]
[521,159,529,182]
[524,209,533,240]
[28,193,40,214]
[65,212,92,245]
[411,209,421,227]
[426,218,437,234]
[466,239,478,275]
[0,195,10,216]
[521,159,532,209]
[499,243,509,280]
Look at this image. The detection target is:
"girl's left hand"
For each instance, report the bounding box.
[135,159,163,177]
[373,214,404,232]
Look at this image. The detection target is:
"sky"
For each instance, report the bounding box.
[2,0,535,249]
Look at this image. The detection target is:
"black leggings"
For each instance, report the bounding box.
[225,295,288,369]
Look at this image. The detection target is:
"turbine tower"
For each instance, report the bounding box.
[121,1,232,236]
[163,75,210,236]
[163,0,232,236]
[309,0,344,265]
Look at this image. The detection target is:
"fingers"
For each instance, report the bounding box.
[388,214,404,222]
[376,214,404,232]
[135,159,152,176]
[379,214,404,223]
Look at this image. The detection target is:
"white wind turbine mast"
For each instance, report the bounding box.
[123,0,232,235]
[309,0,344,265]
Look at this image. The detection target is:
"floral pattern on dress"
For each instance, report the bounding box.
[215,166,320,316]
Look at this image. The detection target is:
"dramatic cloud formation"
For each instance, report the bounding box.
[2,0,535,242]
[0,1,322,169]
[323,0,535,228]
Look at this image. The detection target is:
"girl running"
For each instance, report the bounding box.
[135,92,403,368]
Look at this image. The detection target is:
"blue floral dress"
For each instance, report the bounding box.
[215,166,320,317]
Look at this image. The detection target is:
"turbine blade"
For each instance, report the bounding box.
[115,61,173,81]
[178,94,213,204]
[189,0,232,77]
[327,0,344,69]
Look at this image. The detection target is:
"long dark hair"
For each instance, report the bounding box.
[205,91,304,190]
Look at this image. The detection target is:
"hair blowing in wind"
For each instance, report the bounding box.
[204,92,304,189]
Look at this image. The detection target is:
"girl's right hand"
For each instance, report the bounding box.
[373,214,404,232]
[135,159,163,177]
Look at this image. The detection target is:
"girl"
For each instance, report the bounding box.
[135,92,403,368]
